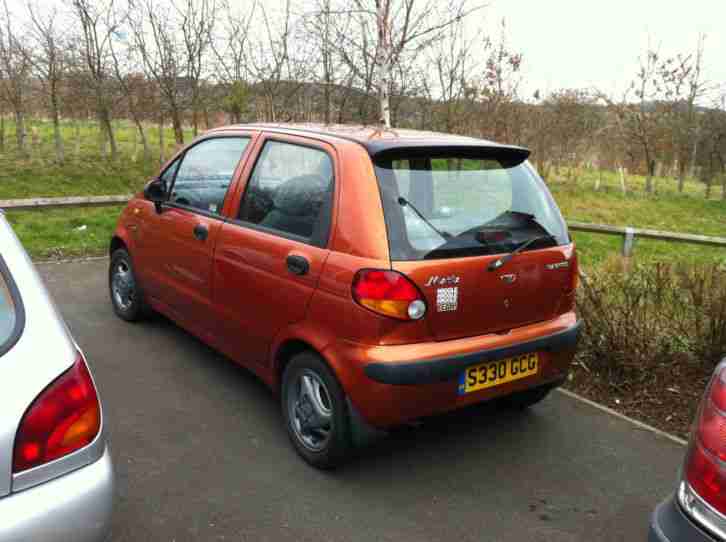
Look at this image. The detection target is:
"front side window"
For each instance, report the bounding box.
[170,137,250,214]
[0,261,19,355]
[160,157,180,186]
[238,140,334,244]
[374,155,568,261]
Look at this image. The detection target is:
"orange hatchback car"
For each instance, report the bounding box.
[109,124,581,468]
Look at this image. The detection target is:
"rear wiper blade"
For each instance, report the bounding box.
[487,234,557,272]
[398,196,451,239]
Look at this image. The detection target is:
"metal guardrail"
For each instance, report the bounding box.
[1,195,725,257]
[0,195,132,211]
[567,221,726,256]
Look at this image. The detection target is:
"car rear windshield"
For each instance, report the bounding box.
[0,257,22,356]
[373,153,569,261]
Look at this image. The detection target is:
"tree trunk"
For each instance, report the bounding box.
[677,160,687,193]
[74,120,82,157]
[192,108,198,138]
[14,109,26,156]
[159,114,165,164]
[98,109,118,160]
[131,123,138,162]
[134,119,151,163]
[722,173,726,201]
[0,114,5,153]
[376,1,392,127]
[170,109,184,145]
[52,107,64,165]
[645,159,655,193]
[100,125,108,159]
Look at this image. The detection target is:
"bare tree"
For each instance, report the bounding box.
[130,0,187,144]
[425,14,476,133]
[334,0,479,127]
[26,1,69,163]
[303,0,340,124]
[604,48,667,193]
[212,0,256,122]
[177,0,217,136]
[659,35,711,191]
[109,26,152,162]
[245,0,309,122]
[70,0,120,160]
[0,0,31,155]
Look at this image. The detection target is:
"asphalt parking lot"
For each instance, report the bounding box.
[40,259,685,542]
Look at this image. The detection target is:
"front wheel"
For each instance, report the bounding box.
[281,352,351,469]
[109,249,150,322]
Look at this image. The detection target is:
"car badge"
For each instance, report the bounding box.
[546,261,570,270]
[503,298,511,309]
[500,273,517,284]
[426,275,460,288]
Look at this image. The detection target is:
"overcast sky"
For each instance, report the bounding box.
[479,0,725,100]
[8,0,725,103]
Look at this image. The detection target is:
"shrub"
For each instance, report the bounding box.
[576,260,726,381]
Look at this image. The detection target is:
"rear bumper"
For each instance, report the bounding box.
[649,495,715,542]
[0,446,114,542]
[326,311,580,428]
[364,318,582,385]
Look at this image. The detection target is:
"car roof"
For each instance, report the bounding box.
[207,123,530,162]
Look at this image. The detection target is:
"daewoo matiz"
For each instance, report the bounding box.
[110,124,581,468]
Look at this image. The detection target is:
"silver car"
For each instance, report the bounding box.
[0,212,113,542]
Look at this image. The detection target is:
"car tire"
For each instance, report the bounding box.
[501,384,554,410]
[281,351,351,469]
[109,249,150,322]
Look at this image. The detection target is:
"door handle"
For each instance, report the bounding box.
[286,255,310,276]
[193,224,208,241]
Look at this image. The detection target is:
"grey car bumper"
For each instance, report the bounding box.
[0,446,113,542]
[650,495,715,542]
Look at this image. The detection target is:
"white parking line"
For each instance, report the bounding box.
[556,387,688,446]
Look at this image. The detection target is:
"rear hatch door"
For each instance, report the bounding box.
[395,246,573,341]
[374,148,575,341]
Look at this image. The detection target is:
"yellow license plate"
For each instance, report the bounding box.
[458,353,539,395]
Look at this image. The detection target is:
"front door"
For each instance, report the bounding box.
[135,136,252,332]
[212,136,336,367]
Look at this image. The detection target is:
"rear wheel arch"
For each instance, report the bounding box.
[110,236,127,257]
[274,339,319,390]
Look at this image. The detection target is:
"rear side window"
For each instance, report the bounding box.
[0,257,23,356]
[170,137,250,215]
[238,140,334,246]
[374,154,568,261]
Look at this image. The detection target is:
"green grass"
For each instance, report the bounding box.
[0,118,195,199]
[548,173,726,267]
[5,206,122,260]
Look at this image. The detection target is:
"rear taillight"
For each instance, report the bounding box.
[13,355,101,473]
[683,362,726,517]
[352,269,426,321]
[570,252,579,292]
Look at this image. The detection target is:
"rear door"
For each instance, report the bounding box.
[212,135,336,367]
[375,154,575,341]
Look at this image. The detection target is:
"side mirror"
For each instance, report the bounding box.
[144,178,167,213]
